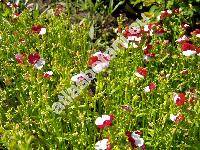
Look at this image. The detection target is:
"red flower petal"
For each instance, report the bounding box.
[175,93,186,106]
[175,114,185,124]
[137,67,148,77]
[28,53,40,64]
[181,43,196,51]
[15,53,26,64]
[88,56,99,66]
[32,25,43,33]
[149,83,156,91]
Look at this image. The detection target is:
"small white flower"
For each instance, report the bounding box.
[130,42,138,48]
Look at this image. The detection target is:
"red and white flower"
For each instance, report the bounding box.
[170,114,185,124]
[144,82,156,92]
[134,67,148,78]
[95,139,111,150]
[176,35,189,43]
[32,25,46,35]
[95,114,114,129]
[126,130,145,149]
[191,29,200,38]
[181,23,190,29]
[71,73,88,84]
[43,71,53,78]
[181,42,197,56]
[28,53,45,69]
[157,10,172,20]
[88,52,110,73]
[173,93,186,106]
[15,53,26,64]
[13,13,20,18]
[123,27,142,42]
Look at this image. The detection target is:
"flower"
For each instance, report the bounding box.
[71,73,87,84]
[13,13,20,18]
[170,114,185,124]
[135,67,148,78]
[28,53,45,69]
[95,139,111,150]
[32,25,46,35]
[123,27,142,42]
[88,52,110,73]
[157,10,172,20]
[181,43,197,56]
[191,29,200,38]
[144,82,156,92]
[34,59,45,69]
[173,93,186,106]
[176,35,189,43]
[28,53,40,64]
[95,114,114,129]
[43,71,53,78]
[181,23,190,29]
[126,131,145,149]
[15,53,26,64]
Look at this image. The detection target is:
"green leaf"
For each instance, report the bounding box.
[111,1,125,14]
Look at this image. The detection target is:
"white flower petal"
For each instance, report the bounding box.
[144,86,150,92]
[34,59,45,69]
[95,117,104,126]
[135,138,144,147]
[182,50,196,56]
[95,139,108,150]
[134,72,144,78]
[196,34,200,38]
[170,114,177,121]
[102,115,110,121]
[46,71,53,75]
[39,28,46,35]
[92,62,109,73]
[131,132,140,139]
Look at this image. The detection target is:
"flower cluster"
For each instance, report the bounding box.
[15,52,52,79]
